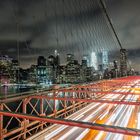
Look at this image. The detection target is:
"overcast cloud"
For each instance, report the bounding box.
[0,0,139,70]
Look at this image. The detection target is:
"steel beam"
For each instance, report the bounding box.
[0,110,139,136]
[55,89,140,95]
[23,99,27,139]
[30,95,140,106]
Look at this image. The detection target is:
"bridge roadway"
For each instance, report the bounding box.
[28,78,140,140]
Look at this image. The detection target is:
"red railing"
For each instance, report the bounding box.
[0,76,139,139]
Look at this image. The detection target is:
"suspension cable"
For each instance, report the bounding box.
[99,0,123,49]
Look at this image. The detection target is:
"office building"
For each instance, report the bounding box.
[37,56,46,66]
[120,49,127,76]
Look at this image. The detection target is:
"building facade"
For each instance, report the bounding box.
[120,49,127,76]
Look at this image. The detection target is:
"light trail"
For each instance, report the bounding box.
[27,78,140,140]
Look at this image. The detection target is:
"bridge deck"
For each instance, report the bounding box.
[27,76,140,140]
[0,76,139,140]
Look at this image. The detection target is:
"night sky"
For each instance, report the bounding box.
[0,0,139,70]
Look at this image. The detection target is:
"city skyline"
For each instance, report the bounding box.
[1,49,139,72]
[0,0,139,71]
[0,51,103,69]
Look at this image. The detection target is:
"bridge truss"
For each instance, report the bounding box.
[0,76,139,139]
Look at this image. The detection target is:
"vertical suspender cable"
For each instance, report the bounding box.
[16,20,20,84]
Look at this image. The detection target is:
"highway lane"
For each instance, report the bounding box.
[28,79,140,140]
[84,80,140,140]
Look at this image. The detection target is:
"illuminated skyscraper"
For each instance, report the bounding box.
[102,51,108,70]
[0,55,13,84]
[91,52,98,70]
[67,54,74,63]
[37,56,47,84]
[54,50,60,66]
[54,50,58,57]
[83,55,90,67]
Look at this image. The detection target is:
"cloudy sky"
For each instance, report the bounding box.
[0,0,139,70]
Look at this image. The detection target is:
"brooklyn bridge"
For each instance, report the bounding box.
[0,0,140,139]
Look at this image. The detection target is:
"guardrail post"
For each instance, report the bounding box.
[40,98,44,130]
[22,99,27,139]
[64,92,67,117]
[53,92,57,118]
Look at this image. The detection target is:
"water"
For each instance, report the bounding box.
[0,85,66,113]
[0,85,74,139]
[0,85,33,98]
[0,84,68,97]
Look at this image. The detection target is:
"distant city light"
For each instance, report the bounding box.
[91,52,98,70]
[54,50,58,56]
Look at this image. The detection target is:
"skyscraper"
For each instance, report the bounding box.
[67,54,74,63]
[37,56,47,84]
[65,60,81,83]
[11,60,19,83]
[37,56,46,66]
[102,51,108,70]
[83,55,90,67]
[54,50,60,66]
[120,49,127,76]
[91,52,98,70]
[48,55,55,67]
[81,59,87,67]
